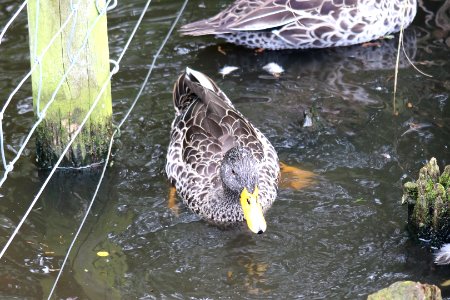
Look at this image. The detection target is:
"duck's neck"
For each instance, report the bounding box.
[222,185,240,203]
[203,185,243,223]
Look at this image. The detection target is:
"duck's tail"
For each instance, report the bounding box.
[173,67,230,113]
[434,244,450,265]
[179,14,233,36]
[179,19,220,36]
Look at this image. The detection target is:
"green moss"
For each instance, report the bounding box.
[440,166,450,190]
[402,181,418,204]
[426,179,437,200]
[368,281,442,300]
[27,0,112,168]
[403,158,450,245]
[36,116,113,168]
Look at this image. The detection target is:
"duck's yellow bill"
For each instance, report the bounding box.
[240,186,267,234]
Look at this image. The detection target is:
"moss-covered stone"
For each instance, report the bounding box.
[440,166,450,190]
[402,181,418,205]
[402,158,450,246]
[368,281,441,300]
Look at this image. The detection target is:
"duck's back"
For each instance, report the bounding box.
[170,70,264,176]
[180,0,417,50]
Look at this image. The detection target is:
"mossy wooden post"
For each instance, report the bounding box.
[27,0,113,168]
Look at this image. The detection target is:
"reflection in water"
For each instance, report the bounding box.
[280,162,316,190]
[436,0,450,32]
[227,257,270,296]
[224,234,272,296]
[192,29,418,106]
[3,171,131,299]
[417,0,450,49]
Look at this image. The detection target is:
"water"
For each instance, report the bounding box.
[1,0,450,299]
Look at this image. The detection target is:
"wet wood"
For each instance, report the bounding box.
[27,0,113,168]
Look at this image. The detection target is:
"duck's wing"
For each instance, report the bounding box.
[171,68,264,180]
[180,0,350,35]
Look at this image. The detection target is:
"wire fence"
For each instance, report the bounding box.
[0,0,188,297]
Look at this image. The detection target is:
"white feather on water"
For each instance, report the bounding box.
[434,243,450,265]
[219,66,239,77]
[262,62,284,77]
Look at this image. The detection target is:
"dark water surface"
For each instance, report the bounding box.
[1,0,450,299]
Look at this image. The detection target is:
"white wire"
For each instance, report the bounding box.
[119,0,188,128]
[66,0,80,64]
[0,0,81,175]
[47,1,189,298]
[0,0,113,259]
[0,0,29,46]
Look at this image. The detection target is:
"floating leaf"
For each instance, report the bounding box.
[441,279,450,286]
[97,251,109,257]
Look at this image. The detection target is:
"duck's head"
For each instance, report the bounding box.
[220,146,266,234]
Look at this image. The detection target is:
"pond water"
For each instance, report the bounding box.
[1,0,450,299]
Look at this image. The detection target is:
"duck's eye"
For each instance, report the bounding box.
[231,169,236,175]
[247,198,251,205]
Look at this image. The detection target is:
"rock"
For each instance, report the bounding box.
[368,281,441,300]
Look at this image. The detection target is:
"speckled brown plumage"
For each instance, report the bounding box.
[166,68,279,226]
[180,0,417,50]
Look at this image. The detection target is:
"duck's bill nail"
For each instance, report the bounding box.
[240,187,267,234]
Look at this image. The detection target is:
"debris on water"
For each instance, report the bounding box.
[302,109,313,128]
[401,121,433,136]
[175,47,190,55]
[219,66,239,78]
[381,153,391,159]
[361,42,381,48]
[97,251,109,257]
[217,45,227,55]
[354,198,366,203]
[262,62,284,77]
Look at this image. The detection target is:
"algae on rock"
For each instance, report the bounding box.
[368,281,441,300]
[402,158,450,246]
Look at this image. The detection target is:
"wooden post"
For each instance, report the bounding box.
[27,0,113,168]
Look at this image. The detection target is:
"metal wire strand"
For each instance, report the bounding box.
[0,0,29,45]
[47,1,189,298]
[0,0,82,176]
[0,0,113,258]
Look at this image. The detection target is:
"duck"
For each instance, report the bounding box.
[180,0,417,50]
[166,67,279,233]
